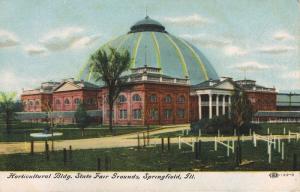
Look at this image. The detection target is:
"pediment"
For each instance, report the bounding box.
[54,82,81,92]
[215,81,235,90]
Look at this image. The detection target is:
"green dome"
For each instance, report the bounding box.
[80,16,219,85]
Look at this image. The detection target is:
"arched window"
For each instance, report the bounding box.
[164,95,172,103]
[132,94,141,101]
[56,99,61,105]
[29,101,33,106]
[35,100,40,106]
[64,98,70,105]
[74,98,81,105]
[177,95,185,103]
[118,95,127,103]
[150,94,157,102]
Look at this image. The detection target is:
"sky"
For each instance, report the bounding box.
[0,0,299,96]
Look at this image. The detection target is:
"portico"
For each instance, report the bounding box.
[191,78,236,120]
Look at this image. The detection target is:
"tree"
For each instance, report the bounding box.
[0,92,18,134]
[230,90,253,166]
[89,47,131,133]
[75,103,90,136]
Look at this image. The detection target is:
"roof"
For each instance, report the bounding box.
[79,17,219,85]
[53,80,100,92]
[255,111,300,118]
[235,79,275,92]
[192,78,238,90]
[130,16,166,33]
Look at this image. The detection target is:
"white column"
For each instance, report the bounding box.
[216,95,219,116]
[222,95,226,115]
[198,94,202,120]
[209,93,212,119]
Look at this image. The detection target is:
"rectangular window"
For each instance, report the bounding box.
[150,108,159,120]
[133,109,142,119]
[164,109,172,120]
[177,109,185,118]
[119,109,128,119]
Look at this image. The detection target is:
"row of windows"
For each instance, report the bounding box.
[107,109,142,120]
[107,109,185,120]
[55,98,96,105]
[116,94,185,103]
[23,100,40,106]
[150,109,185,120]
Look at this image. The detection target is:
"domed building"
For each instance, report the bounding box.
[20,16,279,126]
[80,16,219,85]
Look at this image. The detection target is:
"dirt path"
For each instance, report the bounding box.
[0,125,297,155]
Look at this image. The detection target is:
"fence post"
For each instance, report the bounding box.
[226,140,230,157]
[167,137,171,152]
[288,131,291,143]
[143,132,146,147]
[253,132,257,147]
[97,158,101,171]
[273,137,276,150]
[283,127,286,135]
[178,136,181,149]
[268,143,272,164]
[147,126,150,146]
[293,154,298,171]
[137,133,140,149]
[218,129,220,137]
[214,137,217,151]
[278,138,281,153]
[249,128,252,136]
[45,141,49,161]
[234,129,236,136]
[281,143,284,160]
[63,148,67,165]
[232,139,235,153]
[30,140,34,155]
[194,142,199,159]
[161,138,164,152]
[69,145,72,162]
[267,127,270,135]
[198,141,202,160]
[199,129,201,137]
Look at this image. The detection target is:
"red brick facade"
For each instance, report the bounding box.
[21,93,52,112]
[246,91,277,112]
[101,83,190,125]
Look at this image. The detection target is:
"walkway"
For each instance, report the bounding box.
[0,125,298,155]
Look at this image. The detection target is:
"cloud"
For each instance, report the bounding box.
[0,69,39,96]
[231,61,270,71]
[164,14,211,25]
[24,44,47,56]
[180,34,230,47]
[281,70,300,79]
[0,30,19,48]
[224,45,248,56]
[273,31,294,41]
[38,27,100,52]
[257,45,296,54]
[71,35,101,49]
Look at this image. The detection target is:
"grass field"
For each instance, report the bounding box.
[0,139,299,171]
[0,127,152,142]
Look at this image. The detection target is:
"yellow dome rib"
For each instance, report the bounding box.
[164,34,189,78]
[178,38,209,81]
[131,33,143,68]
[150,32,162,74]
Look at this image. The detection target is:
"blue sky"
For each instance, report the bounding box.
[0,0,299,95]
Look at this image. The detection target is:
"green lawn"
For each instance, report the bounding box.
[0,140,299,171]
[0,127,149,142]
